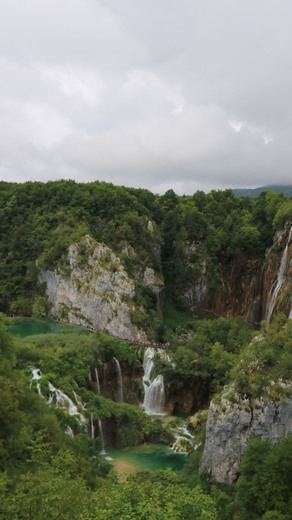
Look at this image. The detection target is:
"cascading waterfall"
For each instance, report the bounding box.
[98,419,106,455]
[171,425,199,453]
[30,368,43,397]
[30,369,86,426]
[113,357,124,402]
[266,226,292,323]
[30,369,113,456]
[142,347,168,415]
[94,367,101,394]
[72,391,87,413]
[49,383,86,425]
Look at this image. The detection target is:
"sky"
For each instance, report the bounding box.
[0,0,292,194]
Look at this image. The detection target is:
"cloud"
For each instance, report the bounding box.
[0,0,292,193]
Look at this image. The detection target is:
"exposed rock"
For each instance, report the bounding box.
[188,414,199,431]
[165,378,210,415]
[39,235,147,341]
[178,242,208,315]
[178,225,292,323]
[183,273,208,315]
[201,389,292,484]
[143,267,164,295]
[209,254,263,322]
[93,361,143,405]
[262,225,292,321]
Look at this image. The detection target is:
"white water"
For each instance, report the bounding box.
[65,426,74,437]
[30,368,86,426]
[142,348,168,415]
[49,383,86,425]
[30,368,43,397]
[266,227,292,323]
[90,413,95,439]
[171,425,197,453]
[113,357,124,402]
[73,391,87,411]
[94,367,101,394]
[98,419,106,455]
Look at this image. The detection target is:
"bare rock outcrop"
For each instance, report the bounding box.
[201,389,292,484]
[39,235,147,341]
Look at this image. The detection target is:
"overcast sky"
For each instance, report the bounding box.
[0,0,291,194]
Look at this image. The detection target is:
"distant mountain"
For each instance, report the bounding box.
[233,185,292,197]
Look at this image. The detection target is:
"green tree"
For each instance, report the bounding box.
[235,436,292,520]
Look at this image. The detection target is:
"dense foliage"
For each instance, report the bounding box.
[235,435,292,519]
[0,180,291,320]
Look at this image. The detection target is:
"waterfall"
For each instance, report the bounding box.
[66,426,74,437]
[142,347,168,415]
[49,383,87,425]
[113,357,124,402]
[88,370,92,382]
[266,227,292,323]
[94,367,101,394]
[30,369,86,426]
[90,413,95,439]
[30,368,43,398]
[98,419,106,455]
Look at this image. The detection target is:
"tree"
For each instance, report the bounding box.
[235,436,292,520]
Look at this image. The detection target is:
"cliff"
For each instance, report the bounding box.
[262,226,292,321]
[39,235,148,341]
[201,389,292,484]
[38,224,291,341]
[180,224,292,323]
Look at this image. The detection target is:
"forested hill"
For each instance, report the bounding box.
[0,180,291,332]
[233,184,292,197]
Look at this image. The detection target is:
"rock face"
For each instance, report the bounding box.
[165,378,210,415]
[182,224,292,322]
[262,225,292,321]
[39,235,147,341]
[208,254,263,322]
[201,391,292,484]
[91,361,143,405]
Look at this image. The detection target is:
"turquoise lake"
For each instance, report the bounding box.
[7,318,89,337]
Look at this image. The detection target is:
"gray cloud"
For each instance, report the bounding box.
[0,0,291,193]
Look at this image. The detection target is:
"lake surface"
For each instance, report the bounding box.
[7,318,89,338]
[106,444,187,476]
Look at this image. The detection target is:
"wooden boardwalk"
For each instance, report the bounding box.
[55,318,170,349]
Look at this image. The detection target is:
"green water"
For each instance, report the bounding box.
[107,444,187,473]
[7,318,89,338]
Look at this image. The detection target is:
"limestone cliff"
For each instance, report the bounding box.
[181,224,292,323]
[39,235,147,341]
[201,389,292,484]
[208,254,263,321]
